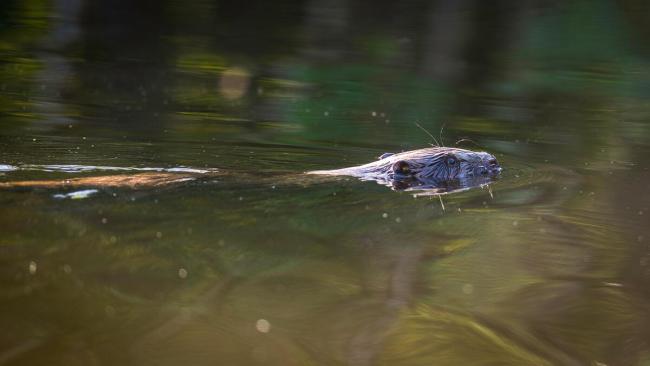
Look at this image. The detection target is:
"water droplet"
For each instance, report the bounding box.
[156,232,163,239]
[28,261,37,274]
[178,268,188,279]
[256,319,271,333]
[382,213,388,219]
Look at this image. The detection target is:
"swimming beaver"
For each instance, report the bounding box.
[0,147,500,196]
[308,147,502,191]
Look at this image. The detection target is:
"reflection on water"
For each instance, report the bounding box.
[6,164,216,174]
[2,0,650,365]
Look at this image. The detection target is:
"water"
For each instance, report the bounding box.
[1,1,650,365]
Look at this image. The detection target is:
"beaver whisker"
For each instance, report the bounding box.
[440,123,446,147]
[415,122,440,147]
[455,138,482,149]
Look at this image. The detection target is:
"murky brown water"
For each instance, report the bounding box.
[1,1,650,365]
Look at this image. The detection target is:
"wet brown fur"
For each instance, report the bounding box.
[0,172,198,189]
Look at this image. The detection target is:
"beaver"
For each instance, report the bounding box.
[0,147,501,196]
[308,147,501,191]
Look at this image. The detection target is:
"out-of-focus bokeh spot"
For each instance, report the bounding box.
[218,67,251,100]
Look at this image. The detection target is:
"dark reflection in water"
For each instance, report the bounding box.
[1,1,650,365]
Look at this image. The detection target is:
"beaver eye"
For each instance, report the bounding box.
[446,157,457,166]
[392,161,411,175]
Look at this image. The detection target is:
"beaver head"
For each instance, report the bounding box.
[308,147,502,192]
[386,147,501,180]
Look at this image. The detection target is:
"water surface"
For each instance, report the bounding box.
[1,1,650,365]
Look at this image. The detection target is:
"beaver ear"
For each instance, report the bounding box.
[391,160,412,176]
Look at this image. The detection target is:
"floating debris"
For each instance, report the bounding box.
[0,164,17,172]
[53,189,99,200]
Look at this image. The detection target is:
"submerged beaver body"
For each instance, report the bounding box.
[308,147,502,191]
